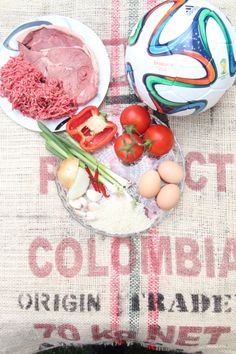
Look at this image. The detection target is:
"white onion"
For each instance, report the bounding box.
[57,158,79,189]
[68,167,90,200]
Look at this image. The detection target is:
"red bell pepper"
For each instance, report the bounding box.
[66,106,118,152]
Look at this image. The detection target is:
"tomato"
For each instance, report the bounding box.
[144,125,174,157]
[114,133,144,164]
[120,105,151,135]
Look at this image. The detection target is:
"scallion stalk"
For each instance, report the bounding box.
[63,132,130,188]
[40,132,71,159]
[57,134,124,187]
[67,146,119,188]
[45,143,67,160]
[38,122,130,190]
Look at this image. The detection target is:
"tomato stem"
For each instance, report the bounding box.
[124,124,139,135]
[143,139,153,148]
[99,112,107,121]
[119,137,137,157]
[122,126,146,148]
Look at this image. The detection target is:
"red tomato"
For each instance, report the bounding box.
[120,105,151,135]
[114,133,144,164]
[144,125,174,157]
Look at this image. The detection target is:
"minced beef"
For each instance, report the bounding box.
[0,55,78,120]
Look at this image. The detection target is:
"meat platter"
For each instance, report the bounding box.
[0,15,110,132]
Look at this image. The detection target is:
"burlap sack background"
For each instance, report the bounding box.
[0,0,236,353]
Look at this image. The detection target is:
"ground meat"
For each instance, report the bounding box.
[0,55,78,120]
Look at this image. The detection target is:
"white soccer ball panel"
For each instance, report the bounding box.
[138,2,173,49]
[198,0,236,36]
[201,88,226,111]
[177,57,208,79]
[159,2,197,45]
[161,84,209,102]
[157,89,188,103]
[150,54,182,79]
[206,17,223,55]
[126,50,180,82]
[134,73,156,110]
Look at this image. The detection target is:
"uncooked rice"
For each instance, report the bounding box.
[88,192,152,234]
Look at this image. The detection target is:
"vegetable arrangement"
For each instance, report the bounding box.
[38,121,130,193]
[38,104,184,235]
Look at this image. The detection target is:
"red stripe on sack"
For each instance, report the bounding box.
[109,2,121,329]
[109,0,121,330]
[110,239,121,332]
[110,81,129,88]
[147,228,159,334]
[103,37,129,89]
[110,0,121,116]
[103,38,127,46]
[147,0,158,10]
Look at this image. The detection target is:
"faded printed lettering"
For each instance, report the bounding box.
[39,153,235,194]
[40,157,57,194]
[28,236,236,278]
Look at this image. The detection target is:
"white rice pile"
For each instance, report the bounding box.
[88,192,152,235]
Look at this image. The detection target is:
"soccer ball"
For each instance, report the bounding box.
[125,0,236,116]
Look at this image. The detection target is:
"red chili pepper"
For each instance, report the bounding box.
[98,182,110,198]
[94,169,109,197]
[85,166,99,192]
[94,168,99,182]
[85,166,109,197]
[147,345,157,351]
[66,106,117,152]
[85,166,93,180]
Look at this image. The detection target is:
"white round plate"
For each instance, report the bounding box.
[0,15,110,132]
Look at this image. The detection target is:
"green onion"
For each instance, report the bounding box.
[38,122,130,189]
[58,133,129,188]
[45,142,66,160]
[40,132,71,159]
[67,146,118,188]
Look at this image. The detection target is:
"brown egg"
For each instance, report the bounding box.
[138,170,161,198]
[156,184,181,210]
[158,160,184,184]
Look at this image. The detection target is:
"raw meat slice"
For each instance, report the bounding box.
[19,26,99,104]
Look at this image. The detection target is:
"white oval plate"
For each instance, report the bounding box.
[0,15,110,132]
